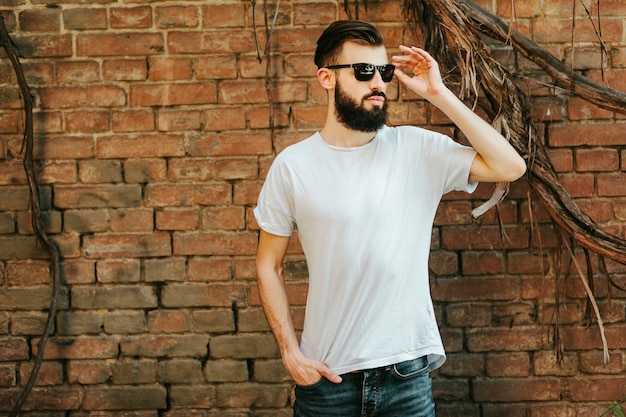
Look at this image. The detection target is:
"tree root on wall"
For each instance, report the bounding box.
[402,0,626,363]
[0,15,62,416]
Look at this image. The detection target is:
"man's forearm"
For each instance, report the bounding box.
[428,88,527,182]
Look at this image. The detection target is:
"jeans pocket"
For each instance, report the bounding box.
[296,377,326,391]
[392,356,430,380]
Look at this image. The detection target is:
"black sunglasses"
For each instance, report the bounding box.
[325,63,395,82]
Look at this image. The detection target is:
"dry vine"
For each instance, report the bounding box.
[0,15,63,416]
[402,0,626,362]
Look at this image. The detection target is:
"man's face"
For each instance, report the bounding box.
[331,43,390,133]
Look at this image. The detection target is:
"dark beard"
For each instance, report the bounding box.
[334,82,387,133]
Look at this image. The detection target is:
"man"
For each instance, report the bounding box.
[254,20,526,416]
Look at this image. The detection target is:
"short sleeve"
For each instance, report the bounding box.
[253,157,296,237]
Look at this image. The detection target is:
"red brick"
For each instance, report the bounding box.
[201,207,245,230]
[486,352,531,377]
[19,9,61,32]
[0,161,26,185]
[580,350,624,374]
[103,59,148,81]
[34,336,119,360]
[83,385,167,410]
[40,86,126,108]
[441,224,530,250]
[167,158,212,181]
[56,60,100,84]
[111,110,155,132]
[558,173,595,197]
[568,377,626,401]
[291,105,327,129]
[65,111,110,133]
[0,112,18,133]
[144,184,231,207]
[474,378,561,401]
[546,149,573,172]
[147,310,191,333]
[120,334,208,357]
[466,327,545,352]
[39,162,78,184]
[598,173,626,196]
[446,303,491,327]
[575,148,619,172]
[109,208,154,232]
[83,232,171,258]
[14,34,72,57]
[131,83,216,106]
[96,258,140,284]
[187,257,232,281]
[156,208,200,231]
[534,350,578,376]
[267,28,325,54]
[429,251,458,276]
[533,18,623,43]
[124,158,167,183]
[0,387,81,411]
[188,131,272,156]
[19,361,63,386]
[77,33,164,56]
[55,184,141,209]
[148,57,192,81]
[549,123,626,147]
[568,97,614,121]
[293,2,336,25]
[110,6,152,29]
[63,8,107,30]
[172,231,258,256]
[432,277,518,302]
[6,259,50,286]
[67,361,110,384]
[202,4,245,28]
[218,80,307,104]
[194,55,238,79]
[461,251,505,275]
[215,158,258,180]
[431,378,470,401]
[157,110,201,131]
[96,134,185,158]
[0,337,29,360]
[239,54,285,79]
[168,30,255,54]
[247,106,290,129]
[203,107,246,131]
[62,259,96,285]
[155,5,199,28]
[438,353,484,377]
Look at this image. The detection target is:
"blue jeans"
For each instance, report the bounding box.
[293,356,435,417]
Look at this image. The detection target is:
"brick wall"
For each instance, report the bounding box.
[0,0,625,416]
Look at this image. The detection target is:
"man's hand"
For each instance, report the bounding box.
[392,45,447,100]
[284,349,342,386]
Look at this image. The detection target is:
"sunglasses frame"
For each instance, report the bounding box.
[325,63,395,82]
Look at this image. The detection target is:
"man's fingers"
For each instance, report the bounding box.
[318,365,342,384]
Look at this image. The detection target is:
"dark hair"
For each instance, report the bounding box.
[314,20,384,68]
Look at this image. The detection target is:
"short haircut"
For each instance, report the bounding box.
[314,20,385,69]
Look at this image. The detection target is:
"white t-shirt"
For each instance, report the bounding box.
[254,125,477,375]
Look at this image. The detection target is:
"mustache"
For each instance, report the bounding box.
[364,91,387,100]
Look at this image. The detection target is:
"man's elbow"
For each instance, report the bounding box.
[501,158,527,182]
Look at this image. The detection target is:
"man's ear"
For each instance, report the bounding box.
[317,67,335,90]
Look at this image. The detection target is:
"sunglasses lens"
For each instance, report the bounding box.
[353,64,375,81]
[351,64,394,82]
[380,65,395,82]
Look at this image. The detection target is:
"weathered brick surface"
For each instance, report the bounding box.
[1,0,626,415]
